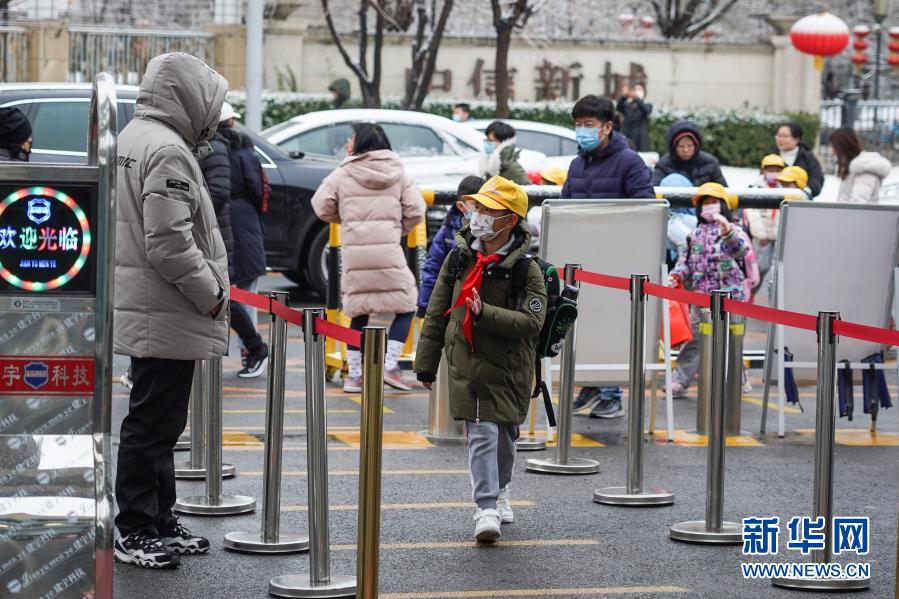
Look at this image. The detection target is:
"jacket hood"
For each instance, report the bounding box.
[849,151,892,178]
[454,226,533,267]
[480,138,519,177]
[135,52,228,149]
[666,120,704,155]
[329,78,351,97]
[340,149,405,190]
[577,130,630,160]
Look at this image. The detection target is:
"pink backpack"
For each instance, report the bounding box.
[737,227,760,298]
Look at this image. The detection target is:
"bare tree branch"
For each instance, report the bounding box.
[320,0,368,82]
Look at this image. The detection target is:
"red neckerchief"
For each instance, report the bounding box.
[444,251,502,349]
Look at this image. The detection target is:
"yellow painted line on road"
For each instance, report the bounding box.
[223,408,358,414]
[337,395,395,413]
[221,432,262,446]
[548,433,604,448]
[654,429,764,447]
[282,500,534,512]
[329,430,433,448]
[222,425,360,432]
[795,428,899,446]
[223,445,430,452]
[331,539,598,551]
[242,468,470,477]
[380,586,689,598]
[741,396,802,414]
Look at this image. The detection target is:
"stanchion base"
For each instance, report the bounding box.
[772,575,870,592]
[175,438,190,451]
[173,495,256,516]
[669,520,742,544]
[174,462,237,480]
[515,437,547,452]
[593,486,674,507]
[420,430,468,445]
[525,457,599,475]
[269,574,357,598]
[223,530,309,554]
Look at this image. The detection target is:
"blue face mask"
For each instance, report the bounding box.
[452,113,462,122]
[483,141,497,154]
[575,127,602,152]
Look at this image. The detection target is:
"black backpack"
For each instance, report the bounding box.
[445,247,580,427]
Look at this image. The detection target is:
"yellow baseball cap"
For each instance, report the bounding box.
[463,175,529,218]
[691,182,737,209]
[760,154,786,169]
[776,165,809,189]
[540,166,568,186]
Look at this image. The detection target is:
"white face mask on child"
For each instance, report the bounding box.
[470,211,511,242]
[700,202,721,223]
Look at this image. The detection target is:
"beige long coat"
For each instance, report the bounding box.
[311,150,425,317]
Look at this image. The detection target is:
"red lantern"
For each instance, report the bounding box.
[889,26,899,40]
[852,25,871,38]
[852,52,869,72]
[790,12,851,70]
[853,39,870,51]
[640,15,655,29]
[618,12,634,31]
[889,54,899,69]
[889,41,899,53]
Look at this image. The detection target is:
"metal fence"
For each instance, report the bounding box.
[0,26,27,82]
[819,99,899,171]
[69,27,215,85]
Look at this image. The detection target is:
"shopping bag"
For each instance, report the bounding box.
[666,300,693,347]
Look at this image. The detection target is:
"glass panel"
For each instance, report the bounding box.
[278,124,353,157]
[30,103,91,154]
[515,130,563,156]
[380,123,453,157]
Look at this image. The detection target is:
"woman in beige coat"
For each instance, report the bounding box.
[312,123,426,392]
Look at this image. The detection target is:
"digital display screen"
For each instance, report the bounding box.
[0,183,96,295]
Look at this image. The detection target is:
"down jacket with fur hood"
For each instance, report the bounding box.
[837,151,892,204]
[311,149,426,317]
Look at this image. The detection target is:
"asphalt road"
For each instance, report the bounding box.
[111,274,899,599]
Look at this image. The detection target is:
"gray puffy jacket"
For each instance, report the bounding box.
[114,52,231,360]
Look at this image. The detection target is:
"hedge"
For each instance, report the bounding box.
[228,92,819,169]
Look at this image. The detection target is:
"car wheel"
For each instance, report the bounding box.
[283,270,303,285]
[305,225,329,299]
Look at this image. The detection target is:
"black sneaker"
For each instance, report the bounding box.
[238,344,269,378]
[157,517,210,555]
[114,530,180,569]
[573,386,602,415]
[589,396,625,419]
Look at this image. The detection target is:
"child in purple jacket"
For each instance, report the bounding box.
[668,182,748,398]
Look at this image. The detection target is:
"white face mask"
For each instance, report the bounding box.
[470,211,510,242]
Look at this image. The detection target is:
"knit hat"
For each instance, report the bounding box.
[0,107,32,145]
[672,130,699,150]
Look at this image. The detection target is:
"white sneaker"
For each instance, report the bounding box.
[497,487,514,524]
[473,508,501,542]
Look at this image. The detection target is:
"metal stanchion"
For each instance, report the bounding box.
[357,327,386,599]
[271,309,356,598]
[695,309,713,435]
[174,358,256,516]
[773,312,870,591]
[670,290,742,544]
[422,355,466,445]
[175,364,236,479]
[516,394,547,451]
[226,292,309,553]
[526,264,599,475]
[725,315,746,436]
[594,275,674,506]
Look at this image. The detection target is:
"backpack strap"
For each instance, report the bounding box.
[532,358,557,428]
[444,246,469,283]
[509,253,533,307]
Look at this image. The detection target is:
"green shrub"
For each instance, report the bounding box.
[228,92,819,168]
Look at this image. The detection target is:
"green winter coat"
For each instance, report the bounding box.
[498,145,532,186]
[415,228,547,425]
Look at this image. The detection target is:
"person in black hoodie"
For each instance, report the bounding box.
[652,121,727,187]
[770,122,824,198]
[0,107,32,162]
[219,108,270,378]
[616,83,652,152]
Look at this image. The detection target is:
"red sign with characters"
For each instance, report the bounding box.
[0,356,94,395]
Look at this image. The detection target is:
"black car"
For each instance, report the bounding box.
[0,83,339,297]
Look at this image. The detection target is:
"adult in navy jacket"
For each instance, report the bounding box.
[652,120,728,187]
[561,95,654,201]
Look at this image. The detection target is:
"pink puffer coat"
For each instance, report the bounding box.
[312,150,426,317]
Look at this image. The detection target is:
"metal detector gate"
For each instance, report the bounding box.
[0,74,116,599]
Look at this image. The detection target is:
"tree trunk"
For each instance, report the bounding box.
[494,24,512,118]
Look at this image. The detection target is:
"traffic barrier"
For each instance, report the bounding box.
[173,358,256,516]
[525,264,601,475]
[772,312,871,592]
[270,307,357,598]
[669,290,743,544]
[174,366,236,480]
[225,292,309,554]
[593,275,674,507]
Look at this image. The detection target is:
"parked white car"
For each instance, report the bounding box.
[463,118,659,171]
[262,109,547,186]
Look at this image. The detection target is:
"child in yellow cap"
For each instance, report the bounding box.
[415,176,546,543]
[758,153,786,188]
[776,165,811,198]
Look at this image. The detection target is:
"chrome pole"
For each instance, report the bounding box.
[526,264,599,475]
[422,354,466,445]
[175,366,235,479]
[670,290,741,544]
[594,275,673,506]
[773,312,870,591]
[270,308,356,598]
[226,292,308,553]
[174,358,255,516]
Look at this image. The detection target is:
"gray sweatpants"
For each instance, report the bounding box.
[466,420,518,510]
[674,306,702,389]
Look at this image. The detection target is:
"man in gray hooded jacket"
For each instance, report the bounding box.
[113,52,230,569]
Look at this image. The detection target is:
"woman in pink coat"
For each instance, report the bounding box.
[312,123,426,392]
